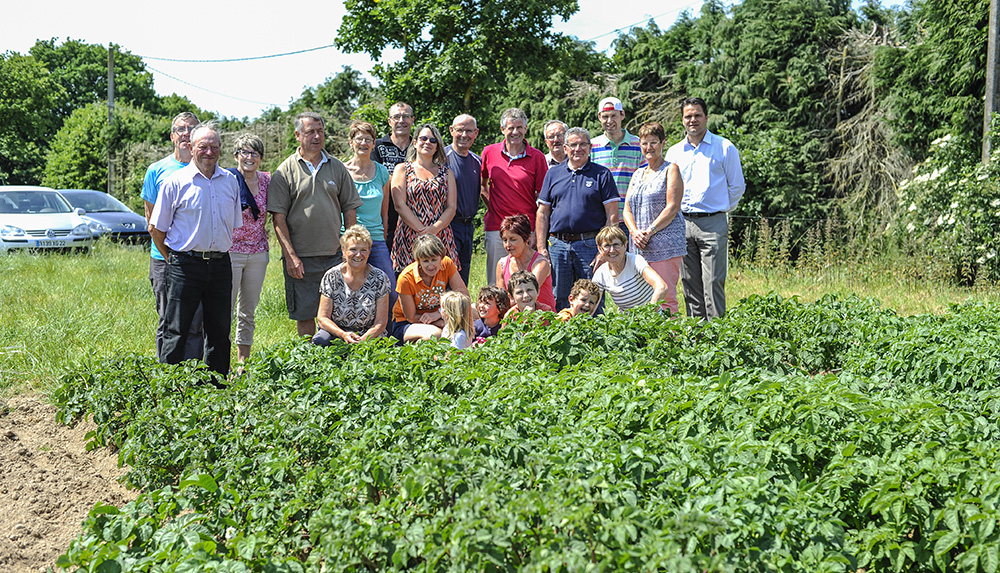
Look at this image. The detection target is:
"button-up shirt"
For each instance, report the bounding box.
[537,159,619,234]
[591,130,644,218]
[151,163,243,253]
[666,130,745,214]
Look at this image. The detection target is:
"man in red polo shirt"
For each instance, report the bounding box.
[480,107,548,285]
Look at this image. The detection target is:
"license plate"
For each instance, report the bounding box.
[35,239,68,247]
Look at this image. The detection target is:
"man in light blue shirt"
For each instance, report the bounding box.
[141,111,204,361]
[665,97,745,319]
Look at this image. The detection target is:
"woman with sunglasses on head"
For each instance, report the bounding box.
[390,123,460,273]
[226,134,270,364]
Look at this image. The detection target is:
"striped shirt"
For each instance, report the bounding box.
[593,253,655,311]
[591,130,644,218]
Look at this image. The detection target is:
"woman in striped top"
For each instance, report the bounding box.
[591,225,668,312]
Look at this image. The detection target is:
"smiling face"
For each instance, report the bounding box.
[350,130,375,159]
[566,133,592,169]
[417,256,442,278]
[190,127,221,176]
[477,297,500,322]
[511,283,538,309]
[600,238,625,266]
[388,103,415,139]
[344,240,370,268]
[639,135,664,164]
[415,127,439,157]
[682,104,708,142]
[449,116,479,154]
[170,117,199,158]
[295,117,326,157]
[569,289,600,316]
[235,146,261,174]
[501,118,527,148]
[544,123,566,158]
[501,229,527,257]
[598,109,625,141]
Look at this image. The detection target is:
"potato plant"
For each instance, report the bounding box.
[53,294,1000,572]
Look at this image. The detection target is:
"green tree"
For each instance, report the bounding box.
[0,52,64,184]
[336,0,580,130]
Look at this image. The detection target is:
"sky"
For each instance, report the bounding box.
[3,0,703,120]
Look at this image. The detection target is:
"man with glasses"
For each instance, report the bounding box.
[446,114,481,285]
[535,127,619,311]
[267,112,362,337]
[543,120,568,166]
[372,102,415,245]
[480,107,548,285]
[141,111,204,361]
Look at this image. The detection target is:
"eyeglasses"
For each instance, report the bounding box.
[418,135,438,144]
[567,142,590,150]
[390,114,414,121]
[451,128,476,135]
[545,133,566,142]
[601,241,624,251]
[238,150,261,158]
[353,136,374,144]
[172,125,196,134]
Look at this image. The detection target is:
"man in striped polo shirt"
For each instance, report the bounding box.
[590,96,644,235]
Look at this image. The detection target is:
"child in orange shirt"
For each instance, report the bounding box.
[556,279,602,321]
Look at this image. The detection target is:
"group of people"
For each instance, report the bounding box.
[142,94,745,374]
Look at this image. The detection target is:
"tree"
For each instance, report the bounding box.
[0,52,64,184]
[336,0,580,130]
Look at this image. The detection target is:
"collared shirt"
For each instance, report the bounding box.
[372,134,410,176]
[141,154,187,261]
[480,140,548,231]
[666,130,745,214]
[151,163,243,253]
[446,145,482,220]
[545,152,566,167]
[591,130,644,218]
[302,150,329,175]
[538,160,619,234]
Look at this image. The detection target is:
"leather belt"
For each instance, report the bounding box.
[172,250,228,260]
[550,231,598,242]
[683,211,722,219]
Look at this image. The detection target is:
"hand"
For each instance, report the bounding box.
[538,247,549,260]
[286,255,305,279]
[420,311,441,324]
[633,229,649,249]
[590,251,607,270]
[341,331,363,344]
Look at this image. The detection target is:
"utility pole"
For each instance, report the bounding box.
[107,44,115,195]
[985,0,999,163]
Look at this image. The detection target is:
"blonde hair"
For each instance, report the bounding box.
[340,224,373,250]
[440,291,474,341]
[412,234,446,260]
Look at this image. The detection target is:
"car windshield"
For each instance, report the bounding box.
[0,191,73,215]
[61,191,131,213]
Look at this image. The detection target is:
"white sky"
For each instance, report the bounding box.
[3,0,701,120]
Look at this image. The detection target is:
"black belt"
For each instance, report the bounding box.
[172,249,228,260]
[550,231,598,242]
[453,216,476,225]
[683,211,722,219]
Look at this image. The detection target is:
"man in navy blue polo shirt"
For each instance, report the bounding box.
[535,127,619,311]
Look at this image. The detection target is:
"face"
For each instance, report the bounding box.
[477,298,499,321]
[191,128,221,173]
[415,127,439,156]
[417,256,442,277]
[566,133,591,165]
[449,117,479,153]
[598,110,625,137]
[501,118,527,147]
[295,117,326,155]
[639,136,664,163]
[170,117,199,154]
[351,131,375,158]
[235,146,261,173]
[600,238,625,265]
[388,104,415,138]
[569,290,599,316]
[681,104,708,140]
[344,240,370,266]
[544,123,566,155]
[501,230,527,256]
[511,283,538,308]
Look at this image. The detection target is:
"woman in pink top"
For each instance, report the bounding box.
[227,134,270,364]
[495,214,555,309]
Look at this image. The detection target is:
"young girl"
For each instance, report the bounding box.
[475,286,511,339]
[440,291,475,349]
[504,270,554,319]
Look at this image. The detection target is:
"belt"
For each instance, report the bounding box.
[550,231,598,242]
[172,249,228,260]
[453,216,476,225]
[683,211,723,219]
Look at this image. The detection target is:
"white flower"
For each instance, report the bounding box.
[929,166,947,180]
[978,172,989,181]
[978,257,986,264]
[947,214,956,225]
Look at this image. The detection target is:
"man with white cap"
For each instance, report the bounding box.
[590,96,643,229]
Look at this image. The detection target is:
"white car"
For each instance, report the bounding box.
[0,186,94,252]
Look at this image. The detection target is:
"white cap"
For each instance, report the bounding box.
[598,97,623,113]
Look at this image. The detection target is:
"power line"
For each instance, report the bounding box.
[145,65,284,108]
[138,43,337,63]
[583,2,703,43]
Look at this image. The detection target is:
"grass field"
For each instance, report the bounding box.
[2,238,997,396]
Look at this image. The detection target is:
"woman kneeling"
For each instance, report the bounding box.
[391,234,469,342]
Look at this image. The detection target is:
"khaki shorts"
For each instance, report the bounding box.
[282,254,341,321]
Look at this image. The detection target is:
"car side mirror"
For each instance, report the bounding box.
[75,207,87,215]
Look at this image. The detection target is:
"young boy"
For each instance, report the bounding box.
[391,235,469,342]
[475,285,511,339]
[557,279,602,322]
[504,270,554,319]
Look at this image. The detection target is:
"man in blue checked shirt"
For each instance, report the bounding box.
[666,97,746,320]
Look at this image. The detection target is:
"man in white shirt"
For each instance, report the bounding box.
[665,97,745,319]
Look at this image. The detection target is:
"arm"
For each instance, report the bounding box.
[725,144,746,210]
[380,181,390,233]
[360,294,390,342]
[535,203,551,260]
[448,268,470,298]
[343,209,358,229]
[150,227,168,260]
[426,169,457,235]
[495,259,505,288]
[603,199,621,227]
[391,167,427,234]
[637,164,684,250]
[143,199,154,222]
[641,265,669,305]
[623,178,643,247]
[480,172,491,207]
[530,255,551,292]
[272,213,303,279]
[317,295,359,343]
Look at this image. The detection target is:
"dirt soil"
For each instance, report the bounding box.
[0,394,137,573]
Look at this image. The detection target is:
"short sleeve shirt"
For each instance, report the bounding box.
[446,146,482,220]
[538,160,619,234]
[150,163,243,253]
[319,264,391,334]
[372,135,409,176]
[392,256,458,322]
[592,253,655,311]
[141,155,187,260]
[480,141,548,231]
[591,130,644,218]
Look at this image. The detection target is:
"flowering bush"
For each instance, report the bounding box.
[892,134,1000,284]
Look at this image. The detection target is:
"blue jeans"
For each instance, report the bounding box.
[368,240,397,309]
[450,219,475,287]
[548,235,604,313]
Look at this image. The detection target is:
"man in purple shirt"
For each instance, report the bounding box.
[150,122,243,376]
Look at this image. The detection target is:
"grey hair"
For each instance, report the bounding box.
[565,127,591,144]
[295,111,326,132]
[190,120,222,142]
[499,108,528,130]
[452,114,478,129]
[232,133,265,158]
[543,119,568,133]
[390,102,414,116]
[171,111,199,127]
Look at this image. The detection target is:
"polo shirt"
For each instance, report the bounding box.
[665,130,745,214]
[267,150,362,258]
[371,135,409,176]
[392,256,458,322]
[150,163,243,253]
[141,155,187,260]
[480,141,548,231]
[537,160,619,235]
[591,130,644,218]
[446,145,482,221]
